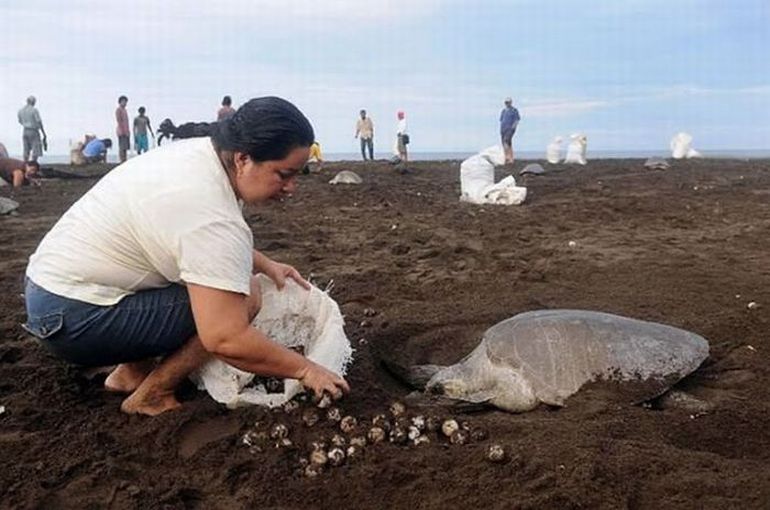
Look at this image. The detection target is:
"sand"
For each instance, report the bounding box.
[2,158,770,509]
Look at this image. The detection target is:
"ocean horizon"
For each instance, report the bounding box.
[20,149,770,165]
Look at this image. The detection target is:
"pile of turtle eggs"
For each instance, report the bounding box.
[240,398,508,477]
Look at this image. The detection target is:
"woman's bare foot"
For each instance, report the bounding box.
[120,389,181,416]
[105,361,154,393]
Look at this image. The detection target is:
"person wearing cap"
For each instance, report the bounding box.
[396,110,409,163]
[17,96,47,162]
[23,96,349,416]
[500,97,520,164]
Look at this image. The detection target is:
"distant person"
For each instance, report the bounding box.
[0,157,39,188]
[217,95,236,121]
[17,96,47,162]
[355,109,374,161]
[396,110,409,163]
[0,142,8,159]
[499,97,520,164]
[133,107,155,154]
[81,138,112,164]
[305,141,323,173]
[116,96,130,163]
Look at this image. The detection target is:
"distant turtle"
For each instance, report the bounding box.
[644,157,671,170]
[392,310,709,413]
[519,163,545,176]
[329,171,363,185]
[0,197,20,215]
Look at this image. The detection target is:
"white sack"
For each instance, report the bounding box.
[460,145,526,205]
[564,134,588,165]
[192,274,353,408]
[546,136,563,164]
[670,132,702,159]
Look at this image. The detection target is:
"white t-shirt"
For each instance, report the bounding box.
[397,118,408,135]
[27,137,254,306]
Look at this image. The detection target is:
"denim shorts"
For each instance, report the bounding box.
[23,279,197,367]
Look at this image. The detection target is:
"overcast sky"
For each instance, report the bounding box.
[1,0,768,157]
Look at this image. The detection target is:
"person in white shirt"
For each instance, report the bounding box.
[24,97,349,416]
[396,110,409,163]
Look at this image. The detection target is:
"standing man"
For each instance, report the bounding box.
[17,96,47,162]
[396,110,408,163]
[499,97,520,164]
[116,96,130,163]
[218,96,236,121]
[355,109,374,161]
[133,107,155,155]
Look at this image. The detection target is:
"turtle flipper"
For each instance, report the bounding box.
[379,359,443,389]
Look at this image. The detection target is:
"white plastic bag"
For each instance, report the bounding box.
[546,136,563,164]
[460,145,526,205]
[670,132,701,159]
[192,274,353,408]
[564,134,587,165]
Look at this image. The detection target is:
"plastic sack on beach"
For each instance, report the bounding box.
[670,132,702,159]
[546,136,563,164]
[191,274,353,408]
[564,134,588,165]
[460,145,527,205]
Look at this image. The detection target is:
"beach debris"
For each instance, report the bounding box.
[486,444,507,463]
[747,301,760,310]
[564,134,588,165]
[460,145,527,205]
[395,310,709,413]
[329,170,363,185]
[340,415,358,434]
[0,197,20,216]
[441,419,460,438]
[644,157,671,170]
[520,163,545,176]
[546,136,563,164]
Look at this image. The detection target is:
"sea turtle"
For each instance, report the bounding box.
[519,163,546,176]
[0,197,20,215]
[329,171,363,185]
[644,157,671,170]
[392,310,709,413]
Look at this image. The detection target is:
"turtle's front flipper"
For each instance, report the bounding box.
[379,358,443,389]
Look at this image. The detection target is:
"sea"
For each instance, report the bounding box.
[32,149,770,165]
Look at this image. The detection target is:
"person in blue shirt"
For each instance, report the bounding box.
[499,97,520,164]
[82,137,112,164]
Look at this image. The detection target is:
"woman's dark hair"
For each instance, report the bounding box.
[212,96,314,162]
[222,95,232,106]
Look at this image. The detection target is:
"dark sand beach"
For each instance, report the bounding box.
[2,158,770,509]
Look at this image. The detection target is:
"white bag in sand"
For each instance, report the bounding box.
[460,145,527,205]
[546,136,563,164]
[670,132,701,159]
[564,134,588,165]
[191,274,353,408]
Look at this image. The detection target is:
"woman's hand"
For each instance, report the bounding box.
[263,260,310,290]
[297,361,350,401]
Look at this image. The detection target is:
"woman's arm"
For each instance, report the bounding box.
[252,250,310,290]
[187,283,348,398]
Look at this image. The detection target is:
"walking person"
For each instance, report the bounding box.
[116,96,130,162]
[354,109,374,161]
[133,107,155,155]
[218,96,236,121]
[499,97,520,165]
[396,110,409,163]
[17,96,47,162]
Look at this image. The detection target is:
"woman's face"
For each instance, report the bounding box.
[232,146,310,203]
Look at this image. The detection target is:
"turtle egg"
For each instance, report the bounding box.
[413,435,430,447]
[241,431,259,447]
[310,440,327,451]
[282,400,300,414]
[486,444,507,463]
[302,409,320,427]
[327,447,346,467]
[450,429,469,445]
[407,426,422,441]
[275,438,293,448]
[340,415,358,434]
[327,407,342,422]
[317,393,333,409]
[389,401,406,417]
[310,448,328,466]
[471,427,489,442]
[389,426,408,445]
[304,464,323,478]
[367,426,386,444]
[372,414,392,431]
[411,415,426,431]
[441,419,460,438]
[346,445,361,459]
[331,434,347,447]
[425,416,441,432]
[270,423,289,439]
[350,436,367,447]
